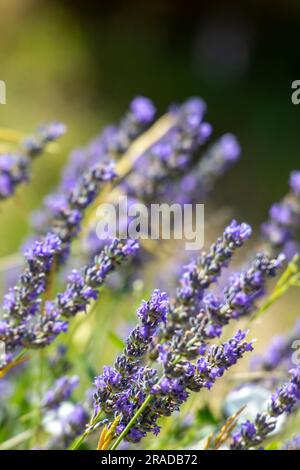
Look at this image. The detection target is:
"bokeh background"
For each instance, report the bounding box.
[0,0,300,449]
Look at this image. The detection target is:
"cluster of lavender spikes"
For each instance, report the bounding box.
[94,289,169,440]
[46,403,89,450]
[152,221,284,359]
[41,373,89,449]
[50,161,116,262]
[1,95,298,451]
[0,237,138,367]
[0,122,66,200]
[42,375,79,410]
[230,367,300,449]
[251,319,300,372]
[94,289,253,442]
[93,221,284,444]
[175,133,241,204]
[30,97,156,235]
[262,170,300,259]
[46,404,89,450]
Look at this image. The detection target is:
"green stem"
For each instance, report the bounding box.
[110,394,153,450]
[70,429,90,450]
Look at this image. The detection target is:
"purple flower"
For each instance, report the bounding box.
[94,290,169,440]
[0,173,13,197]
[149,330,253,427]
[0,154,29,200]
[251,320,300,372]
[130,97,156,124]
[42,375,79,410]
[137,290,169,323]
[51,161,116,261]
[262,170,300,258]
[289,170,300,196]
[183,133,241,198]
[2,233,62,324]
[52,239,139,318]
[38,122,67,142]
[270,203,292,225]
[224,219,252,242]
[192,252,285,346]
[283,434,300,450]
[0,123,65,202]
[0,238,138,362]
[45,403,88,450]
[231,367,300,449]
[219,133,241,162]
[123,97,211,204]
[177,220,252,310]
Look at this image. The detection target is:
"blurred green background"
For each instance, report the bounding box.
[0,0,299,251]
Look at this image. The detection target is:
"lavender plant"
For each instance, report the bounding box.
[251,319,300,373]
[0,123,66,200]
[0,237,138,368]
[72,221,284,450]
[230,367,300,450]
[0,96,299,452]
[282,434,300,450]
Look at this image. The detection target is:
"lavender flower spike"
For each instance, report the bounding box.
[282,434,300,450]
[191,133,241,197]
[94,290,168,424]
[290,170,300,196]
[19,239,139,349]
[42,375,79,410]
[54,239,139,318]
[176,219,252,312]
[30,97,155,235]
[154,220,252,350]
[231,367,300,449]
[51,161,116,262]
[0,153,29,200]
[192,252,286,344]
[251,319,300,372]
[261,169,300,258]
[46,404,89,450]
[0,239,139,362]
[0,123,66,201]
[2,233,62,324]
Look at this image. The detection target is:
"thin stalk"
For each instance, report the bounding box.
[0,429,36,450]
[109,350,188,450]
[70,410,104,450]
[70,429,90,451]
[110,394,153,450]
